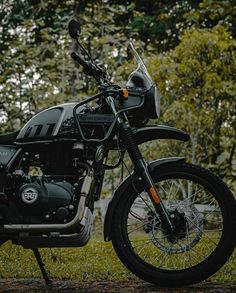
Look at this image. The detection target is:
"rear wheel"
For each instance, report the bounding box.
[111,163,236,287]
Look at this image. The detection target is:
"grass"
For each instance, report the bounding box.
[0,236,134,281]
[0,234,235,282]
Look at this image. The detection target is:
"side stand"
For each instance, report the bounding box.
[32,248,53,285]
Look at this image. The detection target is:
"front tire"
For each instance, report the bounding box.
[111,163,235,287]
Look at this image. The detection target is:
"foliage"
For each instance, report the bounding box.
[0,0,76,132]
[148,25,236,191]
[185,0,236,38]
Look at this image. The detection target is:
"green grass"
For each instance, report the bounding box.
[0,236,235,282]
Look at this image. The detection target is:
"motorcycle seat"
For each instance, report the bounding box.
[0,130,20,144]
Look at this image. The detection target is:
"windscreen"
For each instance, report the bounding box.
[127,43,154,90]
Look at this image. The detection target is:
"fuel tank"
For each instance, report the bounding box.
[0,145,18,167]
[16,103,85,142]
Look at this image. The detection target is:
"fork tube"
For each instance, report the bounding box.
[118,120,173,232]
[106,96,173,231]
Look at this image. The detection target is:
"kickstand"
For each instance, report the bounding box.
[32,248,53,285]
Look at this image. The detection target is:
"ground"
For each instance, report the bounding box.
[0,279,235,293]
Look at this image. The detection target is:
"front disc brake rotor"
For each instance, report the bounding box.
[145,201,204,253]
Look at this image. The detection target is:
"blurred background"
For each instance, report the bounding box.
[0,0,235,196]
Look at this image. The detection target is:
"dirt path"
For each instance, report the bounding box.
[0,279,235,293]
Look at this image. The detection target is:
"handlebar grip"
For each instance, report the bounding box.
[71,52,91,72]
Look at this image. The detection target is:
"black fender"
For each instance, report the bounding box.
[133,125,190,145]
[103,157,186,241]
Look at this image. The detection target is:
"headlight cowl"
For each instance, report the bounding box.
[144,85,160,119]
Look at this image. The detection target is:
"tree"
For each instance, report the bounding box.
[0,0,76,132]
[186,0,236,37]
[149,25,236,191]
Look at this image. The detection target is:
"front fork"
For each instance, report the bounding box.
[119,121,174,232]
[107,97,173,233]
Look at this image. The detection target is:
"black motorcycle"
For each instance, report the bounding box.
[0,19,235,287]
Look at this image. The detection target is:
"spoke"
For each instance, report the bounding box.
[179,179,188,198]
[202,236,221,239]
[177,241,206,264]
[187,248,204,263]
[187,216,219,246]
[182,187,204,204]
[182,252,187,269]
[160,180,181,202]
[163,243,175,268]
[186,223,193,267]
[127,222,142,228]
[127,217,142,225]
[187,181,193,198]
[127,224,144,235]
[180,190,213,209]
[203,229,222,233]
[171,253,178,269]
[157,251,170,268]
[151,233,169,241]
[166,180,175,206]
[132,199,149,206]
[172,179,187,198]
[188,246,208,260]
[203,197,216,211]
[203,207,221,218]
[134,239,153,253]
[129,210,144,222]
[138,194,154,212]
[130,238,151,243]
[158,184,169,199]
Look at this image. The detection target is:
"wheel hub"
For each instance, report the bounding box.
[142,201,204,253]
[166,209,188,243]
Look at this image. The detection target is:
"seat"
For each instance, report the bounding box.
[0,130,20,144]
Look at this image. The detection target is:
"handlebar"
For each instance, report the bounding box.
[71,52,91,72]
[69,20,110,85]
[71,51,106,84]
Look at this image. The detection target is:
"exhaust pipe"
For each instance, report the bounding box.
[3,170,94,233]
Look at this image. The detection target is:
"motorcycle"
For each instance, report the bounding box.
[0,19,235,287]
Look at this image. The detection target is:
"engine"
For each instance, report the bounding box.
[1,139,99,228]
[16,178,77,223]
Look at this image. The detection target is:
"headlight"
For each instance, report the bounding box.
[125,85,160,127]
[144,85,160,119]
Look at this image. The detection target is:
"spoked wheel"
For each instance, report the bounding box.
[111,163,236,287]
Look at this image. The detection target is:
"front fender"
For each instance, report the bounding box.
[133,125,190,145]
[103,157,185,241]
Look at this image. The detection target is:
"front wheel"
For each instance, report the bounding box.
[111,163,236,287]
